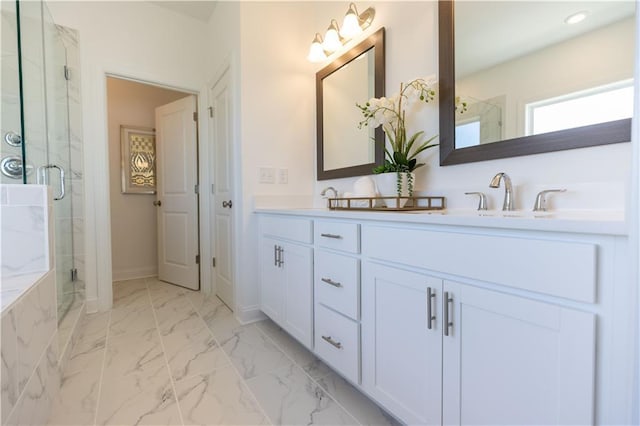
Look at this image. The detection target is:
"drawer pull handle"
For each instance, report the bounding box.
[321,335,342,349]
[320,233,342,239]
[321,278,342,288]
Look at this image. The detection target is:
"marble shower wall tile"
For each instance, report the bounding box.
[1,310,18,423]
[1,205,48,278]
[7,334,59,426]
[16,270,57,394]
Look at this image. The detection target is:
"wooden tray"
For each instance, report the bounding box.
[328,196,445,211]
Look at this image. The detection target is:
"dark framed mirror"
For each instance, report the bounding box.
[317,27,385,180]
[438,1,633,166]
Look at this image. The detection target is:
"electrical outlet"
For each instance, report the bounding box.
[259,167,275,184]
[278,168,288,184]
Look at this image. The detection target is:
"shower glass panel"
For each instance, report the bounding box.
[41,2,76,322]
[1,1,24,183]
[8,0,85,327]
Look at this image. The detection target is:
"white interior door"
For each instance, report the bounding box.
[210,70,234,307]
[155,95,199,290]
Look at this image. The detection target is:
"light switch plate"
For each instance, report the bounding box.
[259,167,275,184]
[278,168,288,184]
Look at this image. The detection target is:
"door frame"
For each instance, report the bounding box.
[95,69,207,311]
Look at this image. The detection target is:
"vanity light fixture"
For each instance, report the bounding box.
[307,3,375,62]
[565,11,589,25]
[307,33,327,62]
[323,19,343,53]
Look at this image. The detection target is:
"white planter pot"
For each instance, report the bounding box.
[375,172,414,208]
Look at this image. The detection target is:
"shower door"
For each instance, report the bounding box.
[17,0,77,322]
[41,3,77,321]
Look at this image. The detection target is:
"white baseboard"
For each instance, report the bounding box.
[112,266,157,282]
[86,297,99,313]
[236,304,267,325]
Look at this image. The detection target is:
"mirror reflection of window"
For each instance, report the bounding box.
[526,80,633,135]
[454,1,635,148]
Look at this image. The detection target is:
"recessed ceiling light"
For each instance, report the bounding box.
[565,11,589,25]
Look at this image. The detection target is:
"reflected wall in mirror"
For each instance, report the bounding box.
[438,1,634,165]
[317,28,385,180]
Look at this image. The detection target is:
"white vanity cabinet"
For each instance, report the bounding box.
[256,210,633,426]
[361,261,595,425]
[259,216,314,348]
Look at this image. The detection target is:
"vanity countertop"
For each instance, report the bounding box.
[254,207,628,236]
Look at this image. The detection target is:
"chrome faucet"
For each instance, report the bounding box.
[489,172,514,211]
[320,186,338,199]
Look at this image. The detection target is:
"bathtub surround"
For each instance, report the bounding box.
[1,184,86,425]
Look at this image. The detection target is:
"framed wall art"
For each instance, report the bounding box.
[120,125,156,194]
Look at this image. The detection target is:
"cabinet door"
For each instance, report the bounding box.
[361,262,442,425]
[259,236,284,323]
[282,242,313,348]
[442,281,595,426]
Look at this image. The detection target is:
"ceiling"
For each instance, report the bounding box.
[149,1,218,22]
[455,1,636,78]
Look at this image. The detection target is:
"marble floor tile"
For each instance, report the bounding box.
[222,325,292,381]
[246,362,358,426]
[161,315,229,381]
[256,319,331,379]
[316,372,400,426]
[96,373,181,426]
[175,366,268,426]
[74,312,110,352]
[147,279,186,305]
[46,278,396,426]
[2,310,18,424]
[102,328,166,379]
[112,279,149,310]
[109,304,157,338]
[200,300,244,344]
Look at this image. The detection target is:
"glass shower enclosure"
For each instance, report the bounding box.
[1,0,85,328]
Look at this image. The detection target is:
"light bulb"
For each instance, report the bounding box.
[322,20,342,53]
[307,33,326,62]
[340,3,363,39]
[565,11,589,25]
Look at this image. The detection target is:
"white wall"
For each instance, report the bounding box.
[106,77,187,282]
[308,2,632,215]
[48,1,208,311]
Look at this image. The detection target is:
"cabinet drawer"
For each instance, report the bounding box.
[315,250,359,320]
[314,304,360,384]
[261,215,313,244]
[315,221,360,253]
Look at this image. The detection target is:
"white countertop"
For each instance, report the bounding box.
[254,207,628,236]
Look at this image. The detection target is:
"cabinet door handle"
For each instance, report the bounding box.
[427,287,436,330]
[444,291,454,336]
[321,278,342,288]
[320,233,342,239]
[274,245,278,266]
[321,335,342,349]
[277,246,284,267]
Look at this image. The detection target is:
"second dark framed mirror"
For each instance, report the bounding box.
[438,0,633,166]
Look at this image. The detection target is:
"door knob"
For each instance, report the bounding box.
[222,200,232,208]
[153,200,162,206]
